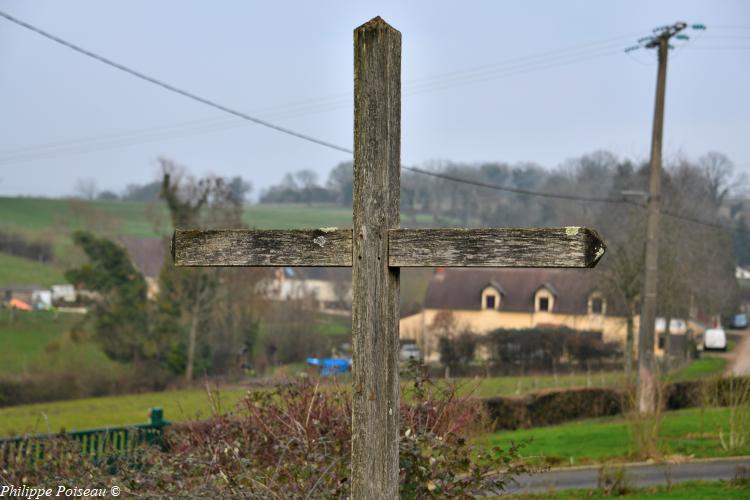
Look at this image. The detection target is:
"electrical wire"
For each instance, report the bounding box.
[0,9,643,164]
[1,10,747,237]
[0,9,353,155]
[401,166,627,204]
[401,167,750,235]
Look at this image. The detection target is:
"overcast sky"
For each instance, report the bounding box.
[0,0,748,198]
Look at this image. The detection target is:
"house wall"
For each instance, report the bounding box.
[400,308,630,363]
[400,308,707,363]
[265,278,351,310]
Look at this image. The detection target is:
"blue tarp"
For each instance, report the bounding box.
[306,358,351,376]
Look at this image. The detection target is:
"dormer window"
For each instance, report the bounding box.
[485,295,496,309]
[588,292,606,315]
[538,297,549,312]
[591,298,603,314]
[481,284,502,311]
[534,284,556,313]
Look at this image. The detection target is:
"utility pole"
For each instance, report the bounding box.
[633,22,687,413]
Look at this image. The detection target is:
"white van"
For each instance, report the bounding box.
[704,328,727,351]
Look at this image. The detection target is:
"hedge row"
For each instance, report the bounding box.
[483,376,750,430]
[0,368,171,408]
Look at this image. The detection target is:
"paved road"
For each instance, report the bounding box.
[505,457,750,494]
[729,329,750,376]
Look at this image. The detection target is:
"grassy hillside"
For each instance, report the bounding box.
[0,197,355,238]
[0,196,446,243]
[0,253,67,286]
[0,310,121,377]
[0,197,358,266]
[0,196,438,298]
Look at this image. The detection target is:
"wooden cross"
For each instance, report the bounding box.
[172,16,605,499]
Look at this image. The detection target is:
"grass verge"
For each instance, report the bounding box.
[669,357,727,382]
[480,407,750,466]
[516,479,750,499]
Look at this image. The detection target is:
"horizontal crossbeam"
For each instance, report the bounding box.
[388,227,605,268]
[173,227,604,268]
[172,228,353,267]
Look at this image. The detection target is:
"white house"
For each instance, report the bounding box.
[263,268,351,311]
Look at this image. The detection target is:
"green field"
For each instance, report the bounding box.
[0,197,166,238]
[0,386,248,436]
[518,480,750,499]
[0,197,354,238]
[449,354,727,398]
[0,310,120,377]
[0,196,447,262]
[0,253,67,287]
[0,197,356,268]
[482,406,750,465]
[315,313,351,337]
[455,371,624,398]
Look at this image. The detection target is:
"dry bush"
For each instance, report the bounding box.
[597,465,633,496]
[714,376,750,452]
[626,373,666,460]
[3,368,532,498]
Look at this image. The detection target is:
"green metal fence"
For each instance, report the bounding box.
[0,407,169,466]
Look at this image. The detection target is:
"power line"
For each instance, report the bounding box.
[401,166,627,204]
[0,16,641,164]
[401,167,750,235]
[661,209,740,232]
[0,9,353,155]
[1,10,746,237]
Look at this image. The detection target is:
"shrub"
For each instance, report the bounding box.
[0,365,170,409]
[484,387,625,430]
[4,370,533,497]
[483,327,609,372]
[0,230,53,262]
[597,465,633,496]
[439,330,477,376]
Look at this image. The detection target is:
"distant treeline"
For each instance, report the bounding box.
[94,176,253,204]
[0,230,53,262]
[259,152,750,268]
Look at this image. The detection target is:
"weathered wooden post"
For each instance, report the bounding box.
[351,17,401,498]
[172,15,605,498]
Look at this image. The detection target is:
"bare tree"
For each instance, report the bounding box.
[294,169,318,189]
[326,268,352,309]
[74,177,98,200]
[157,158,265,381]
[699,151,734,207]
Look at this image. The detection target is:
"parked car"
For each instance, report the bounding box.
[655,318,687,334]
[730,313,748,330]
[399,343,422,363]
[704,328,727,351]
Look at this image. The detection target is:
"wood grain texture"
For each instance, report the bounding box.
[351,16,401,499]
[172,228,352,267]
[388,227,606,268]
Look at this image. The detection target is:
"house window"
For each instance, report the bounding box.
[591,297,603,314]
[481,286,501,310]
[485,295,495,309]
[538,297,549,312]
